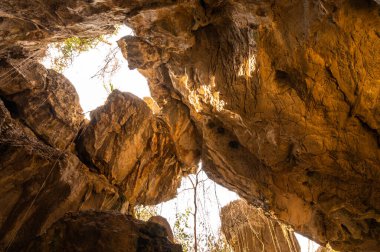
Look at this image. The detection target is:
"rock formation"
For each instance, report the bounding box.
[316,246,337,252]
[0,0,379,251]
[119,1,380,250]
[0,59,187,250]
[0,96,117,250]
[76,90,186,207]
[149,215,175,243]
[221,200,300,252]
[0,59,83,149]
[26,211,182,252]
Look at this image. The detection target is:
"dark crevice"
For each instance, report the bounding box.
[355,115,380,147]
[326,66,352,107]
[74,129,102,174]
[275,70,291,83]
[306,170,316,177]
[0,96,20,119]
[341,224,352,235]
[0,58,7,67]
[217,126,225,134]
[349,0,377,9]
[256,8,267,17]
[228,140,240,149]
[199,0,207,10]
[285,143,298,167]
[206,120,216,129]
[275,69,315,107]
[0,95,56,148]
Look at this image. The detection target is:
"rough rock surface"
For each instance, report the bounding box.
[0,59,83,150]
[119,1,380,251]
[0,99,120,250]
[316,246,336,252]
[0,0,127,58]
[27,211,182,252]
[221,200,300,252]
[0,69,189,249]
[0,0,379,251]
[77,90,187,207]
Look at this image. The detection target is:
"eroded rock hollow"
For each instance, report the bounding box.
[0,0,379,251]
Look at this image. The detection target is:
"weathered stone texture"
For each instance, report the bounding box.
[0,99,120,251]
[0,0,379,251]
[76,90,187,206]
[0,72,188,249]
[119,1,380,251]
[221,200,300,252]
[0,59,83,150]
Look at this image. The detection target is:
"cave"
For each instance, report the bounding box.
[0,0,379,251]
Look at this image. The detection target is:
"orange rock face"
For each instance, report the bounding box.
[0,98,120,250]
[221,200,300,252]
[0,59,83,149]
[0,0,379,251]
[0,62,190,250]
[76,90,189,206]
[118,1,380,251]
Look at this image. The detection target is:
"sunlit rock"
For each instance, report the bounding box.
[0,0,379,251]
[0,59,83,150]
[120,1,380,250]
[0,99,120,251]
[221,200,300,252]
[76,90,184,206]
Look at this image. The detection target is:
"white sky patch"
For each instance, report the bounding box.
[296,233,320,252]
[157,168,240,235]
[41,24,321,252]
[41,25,150,115]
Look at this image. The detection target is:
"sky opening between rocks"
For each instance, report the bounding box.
[41,25,320,252]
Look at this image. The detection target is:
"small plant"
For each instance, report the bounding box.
[206,231,231,252]
[134,205,158,221]
[47,36,107,72]
[91,46,121,88]
[103,82,115,94]
[44,26,122,92]
[173,208,193,252]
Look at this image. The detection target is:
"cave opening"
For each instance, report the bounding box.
[41,25,151,116]
[36,22,324,252]
[0,21,323,252]
[39,25,245,252]
[1,1,379,251]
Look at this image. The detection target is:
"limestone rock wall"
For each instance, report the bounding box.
[119,1,380,251]
[0,59,189,249]
[221,200,300,252]
[76,90,188,206]
[0,0,379,251]
[0,59,83,149]
[0,98,120,250]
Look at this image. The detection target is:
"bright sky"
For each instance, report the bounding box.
[158,166,240,238]
[42,25,150,115]
[41,25,320,252]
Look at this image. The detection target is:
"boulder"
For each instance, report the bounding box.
[27,211,182,252]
